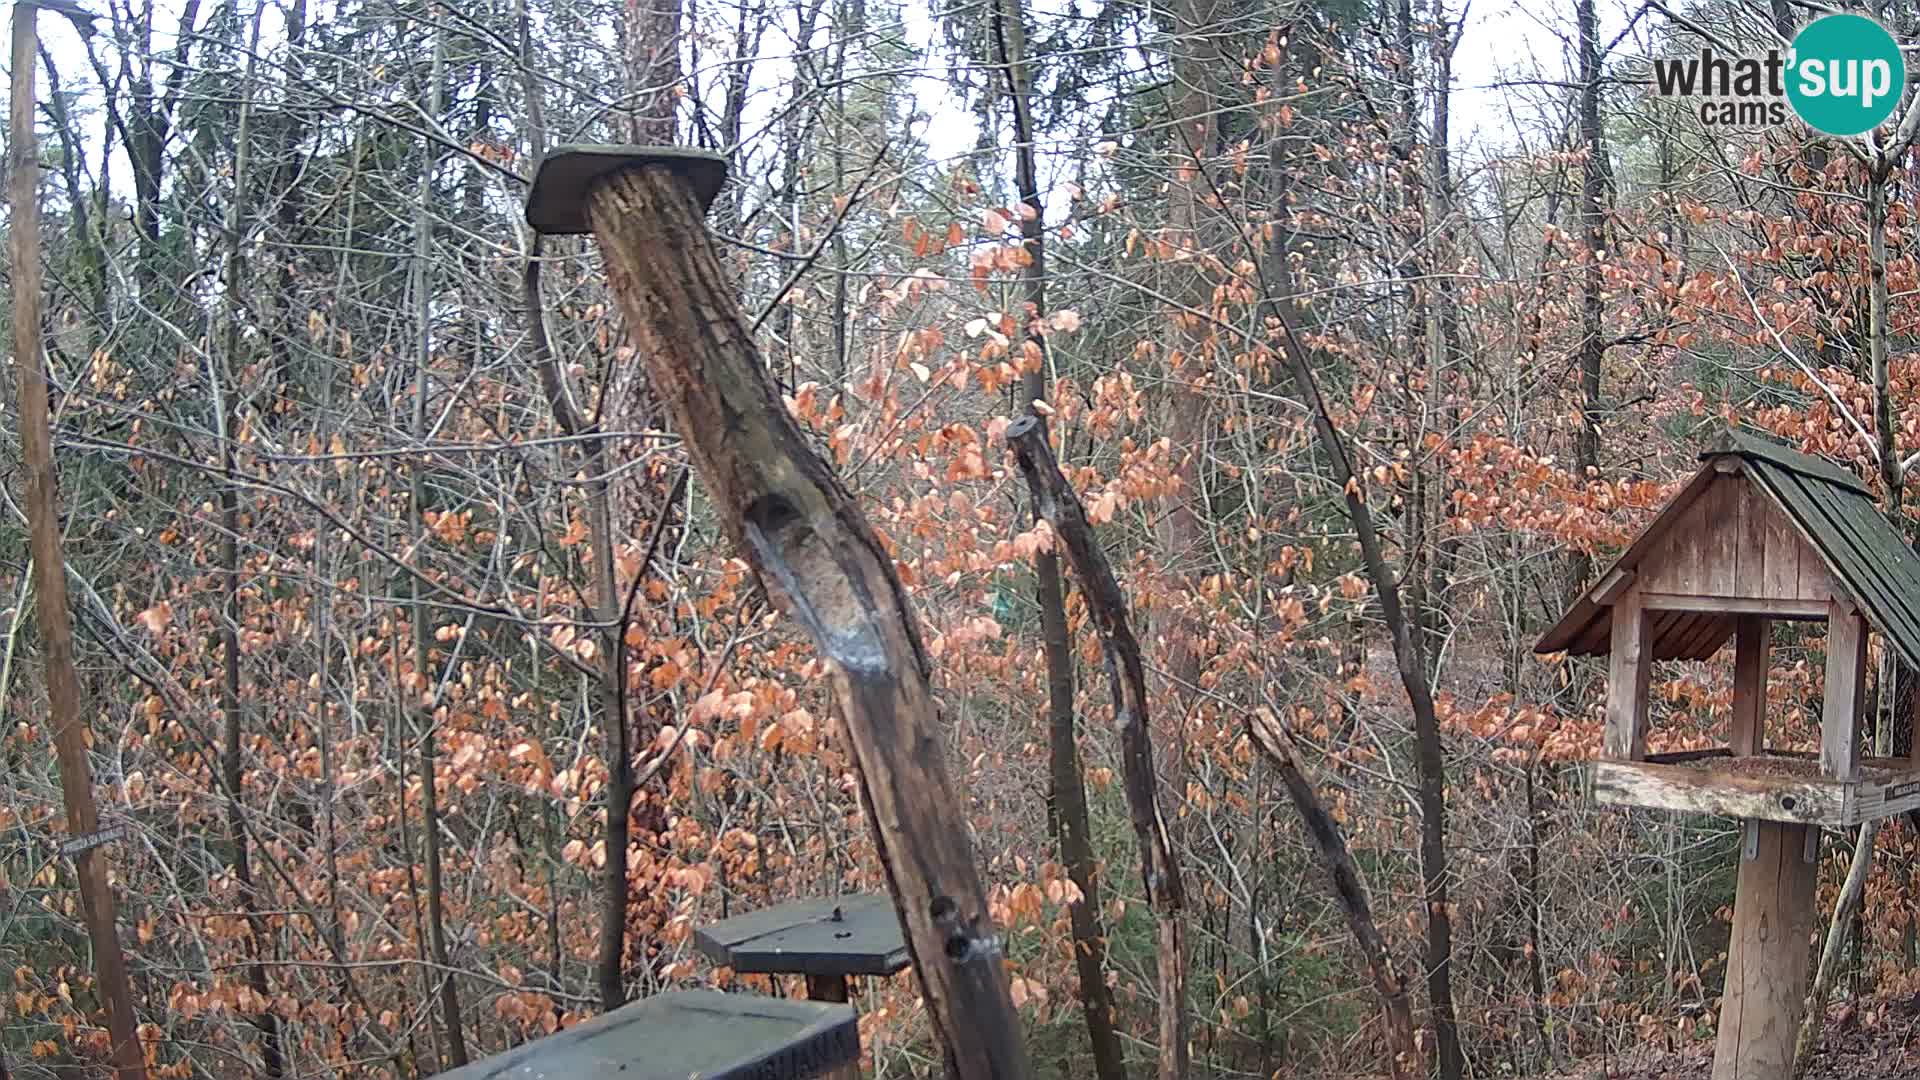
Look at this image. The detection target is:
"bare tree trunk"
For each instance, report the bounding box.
[1574,0,1605,495]
[408,24,467,1068]
[1798,144,1912,1072]
[623,0,683,142]
[1257,289,1463,1080]
[516,14,638,1013]
[1245,708,1418,1078]
[989,4,1128,1077]
[575,163,1033,1079]
[1007,417,1188,1080]
[215,6,283,1070]
[1159,0,1221,793]
[8,9,147,1078]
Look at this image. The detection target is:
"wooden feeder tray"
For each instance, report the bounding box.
[695,894,910,979]
[524,144,729,236]
[434,989,856,1080]
[1592,749,1920,826]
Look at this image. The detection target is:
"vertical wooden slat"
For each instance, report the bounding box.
[1702,477,1739,596]
[1606,589,1652,760]
[1760,498,1803,600]
[1823,602,1867,780]
[1731,616,1770,756]
[1909,669,1920,768]
[1735,480,1768,595]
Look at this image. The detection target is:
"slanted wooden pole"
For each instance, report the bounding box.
[1005,414,1189,1080]
[527,148,1032,1079]
[9,6,147,1079]
[1714,821,1819,1080]
[1246,709,1417,1079]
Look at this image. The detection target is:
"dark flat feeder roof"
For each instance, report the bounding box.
[696,894,911,978]
[436,989,855,1080]
[525,144,729,236]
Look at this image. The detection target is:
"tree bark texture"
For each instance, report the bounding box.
[9,8,148,1078]
[580,164,1032,1079]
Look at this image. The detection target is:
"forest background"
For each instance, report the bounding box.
[3,0,1914,1075]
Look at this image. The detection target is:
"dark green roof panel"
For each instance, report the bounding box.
[1727,431,1920,672]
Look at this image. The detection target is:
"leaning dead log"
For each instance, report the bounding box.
[1005,413,1189,1080]
[525,148,1032,1079]
[1246,708,1418,1079]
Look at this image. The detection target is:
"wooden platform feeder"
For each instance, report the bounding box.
[696,894,910,1079]
[435,990,857,1080]
[1537,429,1920,1080]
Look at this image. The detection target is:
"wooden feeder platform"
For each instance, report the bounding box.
[695,894,910,980]
[435,989,856,1080]
[1593,749,1920,826]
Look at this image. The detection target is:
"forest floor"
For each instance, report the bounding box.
[1556,996,1920,1078]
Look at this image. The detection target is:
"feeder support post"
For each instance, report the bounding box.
[526,148,1032,1080]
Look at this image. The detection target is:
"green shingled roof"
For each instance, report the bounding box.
[1722,429,1920,672]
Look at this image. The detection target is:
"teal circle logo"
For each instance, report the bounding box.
[1787,14,1905,136]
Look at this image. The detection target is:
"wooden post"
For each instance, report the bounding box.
[802,976,858,1080]
[1712,821,1819,1080]
[1604,589,1652,760]
[1731,617,1770,756]
[9,6,148,1079]
[1822,601,1867,780]
[527,149,1032,1079]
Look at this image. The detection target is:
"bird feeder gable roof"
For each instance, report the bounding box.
[1535,429,1920,671]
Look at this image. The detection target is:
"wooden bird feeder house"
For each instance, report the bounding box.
[1538,429,1920,1079]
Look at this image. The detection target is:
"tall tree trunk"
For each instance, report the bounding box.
[991,5,1128,1078]
[1572,0,1607,599]
[215,6,283,1071]
[8,9,148,1077]
[1258,288,1464,1080]
[624,0,683,142]
[515,0,639,1013]
[408,23,468,1068]
[1160,0,1221,786]
[601,0,690,1005]
[1798,139,1915,1071]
